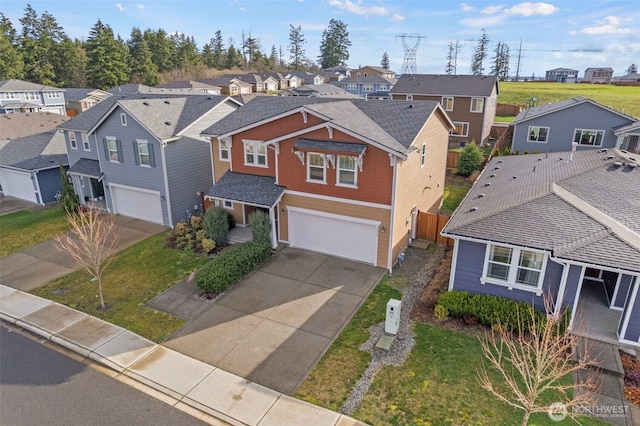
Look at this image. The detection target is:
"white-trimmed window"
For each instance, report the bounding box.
[5,92,16,99]
[120,113,127,126]
[104,137,122,163]
[25,92,38,100]
[134,140,152,167]
[337,155,357,187]
[69,132,77,149]
[420,143,426,167]
[223,200,234,209]
[528,126,549,143]
[82,133,90,151]
[243,140,267,167]
[573,129,604,146]
[307,152,325,183]
[482,244,547,292]
[407,95,413,101]
[452,122,469,137]
[47,91,61,98]
[219,138,230,162]
[379,84,388,91]
[347,84,357,90]
[441,96,454,111]
[471,97,484,113]
[363,84,373,92]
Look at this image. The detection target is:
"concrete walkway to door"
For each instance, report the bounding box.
[161,247,385,395]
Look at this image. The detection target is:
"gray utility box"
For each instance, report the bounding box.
[385,298,401,335]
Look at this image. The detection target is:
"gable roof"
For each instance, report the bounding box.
[64,88,112,102]
[196,77,252,87]
[513,96,638,123]
[0,130,68,170]
[442,149,640,273]
[1,112,70,141]
[156,80,221,90]
[282,84,360,98]
[0,79,62,92]
[333,75,396,85]
[390,74,499,97]
[206,172,285,208]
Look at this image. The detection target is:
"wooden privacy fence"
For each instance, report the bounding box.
[416,211,453,246]
[446,151,491,169]
[496,103,522,116]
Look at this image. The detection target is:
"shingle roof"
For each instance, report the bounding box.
[68,158,101,177]
[1,112,70,141]
[443,149,640,273]
[513,96,638,123]
[283,85,360,98]
[294,138,366,154]
[0,130,68,170]
[390,74,499,97]
[206,172,285,207]
[335,75,396,84]
[0,79,62,92]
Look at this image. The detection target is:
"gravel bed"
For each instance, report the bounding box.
[341,245,446,415]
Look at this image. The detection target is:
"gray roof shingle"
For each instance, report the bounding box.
[0,130,68,170]
[206,172,285,207]
[389,74,498,97]
[0,79,62,92]
[68,158,101,177]
[513,96,638,123]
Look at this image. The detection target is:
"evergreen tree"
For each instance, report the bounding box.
[627,64,638,74]
[470,28,490,75]
[129,27,159,85]
[58,165,79,213]
[201,43,215,68]
[445,41,455,75]
[211,30,225,69]
[19,5,66,85]
[54,37,87,87]
[457,142,485,176]
[381,51,390,69]
[0,13,24,79]
[270,44,279,67]
[490,41,510,80]
[86,20,131,89]
[318,19,351,68]
[171,33,201,72]
[144,28,174,72]
[225,39,242,69]
[288,24,306,71]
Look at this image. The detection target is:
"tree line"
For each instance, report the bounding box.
[0,4,352,89]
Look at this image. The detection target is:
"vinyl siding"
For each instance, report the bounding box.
[614,274,633,308]
[512,102,634,153]
[560,264,584,309]
[603,270,618,305]
[65,130,100,165]
[621,279,640,341]
[37,167,65,203]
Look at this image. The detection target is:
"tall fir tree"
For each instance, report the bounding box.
[318,19,351,68]
[211,30,225,69]
[288,24,306,71]
[470,28,489,75]
[19,5,66,85]
[144,28,174,73]
[85,20,131,89]
[128,27,159,85]
[0,13,24,79]
[490,41,510,80]
[54,37,87,87]
[381,52,390,69]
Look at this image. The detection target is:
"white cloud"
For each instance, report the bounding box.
[137,4,145,9]
[459,14,505,28]
[504,2,558,16]
[115,2,124,12]
[390,13,404,23]
[481,5,503,15]
[328,0,389,17]
[580,15,634,35]
[459,3,475,12]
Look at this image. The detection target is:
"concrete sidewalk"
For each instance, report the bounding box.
[0,284,365,426]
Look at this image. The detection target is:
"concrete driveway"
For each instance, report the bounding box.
[164,247,384,395]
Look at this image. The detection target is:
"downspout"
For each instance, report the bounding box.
[269,206,277,249]
[160,142,173,226]
[387,154,397,274]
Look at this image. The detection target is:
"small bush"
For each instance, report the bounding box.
[434,304,448,320]
[457,142,485,177]
[203,206,230,246]
[249,210,271,246]
[201,238,215,253]
[195,241,271,293]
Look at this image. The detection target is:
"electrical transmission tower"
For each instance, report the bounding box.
[396,33,427,75]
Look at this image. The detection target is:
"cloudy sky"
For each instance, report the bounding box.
[4,0,638,77]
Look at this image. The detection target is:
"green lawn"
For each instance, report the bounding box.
[441,185,470,213]
[0,208,69,257]
[31,233,210,342]
[499,82,640,118]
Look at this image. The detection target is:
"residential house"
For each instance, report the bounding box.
[0,130,68,204]
[441,149,640,347]
[584,67,614,84]
[352,66,396,80]
[0,79,66,115]
[286,71,324,86]
[58,94,241,226]
[613,72,640,83]
[195,77,252,96]
[511,96,638,153]
[65,88,112,116]
[0,112,69,141]
[155,80,222,95]
[331,75,396,99]
[323,66,352,82]
[615,121,640,153]
[390,74,499,146]
[201,96,453,270]
[286,74,304,89]
[545,68,578,83]
[223,74,280,93]
[280,84,360,98]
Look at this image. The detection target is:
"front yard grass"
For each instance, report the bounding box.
[0,207,69,257]
[31,232,210,342]
[441,185,469,213]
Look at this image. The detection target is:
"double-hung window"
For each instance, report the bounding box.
[452,122,469,137]
[69,132,77,149]
[25,92,38,100]
[441,97,454,111]
[573,129,604,146]
[528,126,549,143]
[471,97,484,113]
[243,140,267,167]
[363,84,373,92]
[82,133,90,151]
[134,140,152,167]
[219,138,230,161]
[105,137,122,163]
[307,153,325,183]
[337,156,357,186]
[420,143,426,167]
[482,244,546,292]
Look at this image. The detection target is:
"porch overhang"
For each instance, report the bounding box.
[67,158,101,178]
[205,172,285,208]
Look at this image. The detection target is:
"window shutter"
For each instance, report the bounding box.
[133,142,140,165]
[102,138,109,159]
[116,139,123,162]
[148,143,155,167]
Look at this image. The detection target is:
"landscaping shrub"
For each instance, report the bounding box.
[203,206,230,245]
[457,142,485,177]
[249,210,271,246]
[437,291,570,334]
[195,241,271,293]
[434,304,448,320]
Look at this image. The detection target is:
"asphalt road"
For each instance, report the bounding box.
[0,324,208,426]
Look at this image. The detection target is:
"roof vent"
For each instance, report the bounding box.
[494,166,500,170]
[605,155,614,160]
[489,174,496,178]
[512,176,518,179]
[469,207,478,212]
[484,182,491,187]
[629,157,637,162]
[600,148,608,153]
[613,161,622,168]
[628,163,638,169]
[478,193,485,198]
[143,101,150,106]
[559,157,563,161]
[497,159,503,163]
[621,150,628,154]
[164,100,170,104]
[537,158,542,161]
[165,121,171,125]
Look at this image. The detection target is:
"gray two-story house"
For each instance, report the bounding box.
[331,75,396,99]
[0,79,66,115]
[58,94,241,226]
[511,96,638,153]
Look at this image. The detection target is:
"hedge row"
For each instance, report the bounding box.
[195,241,272,293]
[437,291,570,334]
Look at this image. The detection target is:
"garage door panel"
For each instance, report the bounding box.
[111,186,163,225]
[0,169,37,203]
[289,209,377,264]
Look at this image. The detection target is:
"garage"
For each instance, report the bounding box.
[0,168,37,203]
[110,184,163,225]
[288,207,379,265]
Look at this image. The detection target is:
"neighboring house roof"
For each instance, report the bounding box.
[513,96,638,123]
[546,68,578,72]
[0,79,62,92]
[107,84,151,94]
[334,75,396,85]
[442,149,640,273]
[206,172,285,208]
[615,72,640,81]
[585,67,614,72]
[286,71,323,84]
[0,130,68,171]
[614,120,640,135]
[196,77,252,88]
[390,74,499,97]
[68,158,101,177]
[156,80,221,90]
[355,66,395,75]
[201,96,451,157]
[64,88,112,102]
[0,112,70,141]
[282,84,360,98]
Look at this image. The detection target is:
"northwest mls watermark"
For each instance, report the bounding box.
[548,402,629,421]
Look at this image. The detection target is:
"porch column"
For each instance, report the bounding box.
[269,206,278,249]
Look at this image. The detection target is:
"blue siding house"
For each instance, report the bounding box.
[511,96,638,153]
[442,149,640,347]
[58,94,241,226]
[331,75,396,99]
[0,79,66,115]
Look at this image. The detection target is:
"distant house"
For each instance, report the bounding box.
[65,88,112,116]
[223,73,280,93]
[545,68,578,83]
[0,79,66,115]
[0,130,68,204]
[0,112,69,141]
[323,66,352,82]
[352,66,396,80]
[331,75,396,99]
[280,84,360,98]
[614,72,640,83]
[195,77,252,96]
[286,71,325,86]
[155,80,222,95]
[390,74,499,146]
[511,96,637,153]
[584,67,614,84]
[615,121,640,153]
[442,149,640,348]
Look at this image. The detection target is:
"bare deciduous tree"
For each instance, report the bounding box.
[477,296,600,426]
[54,206,118,310]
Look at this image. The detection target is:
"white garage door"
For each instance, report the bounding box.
[288,207,378,264]
[0,168,37,203]
[110,185,163,225]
